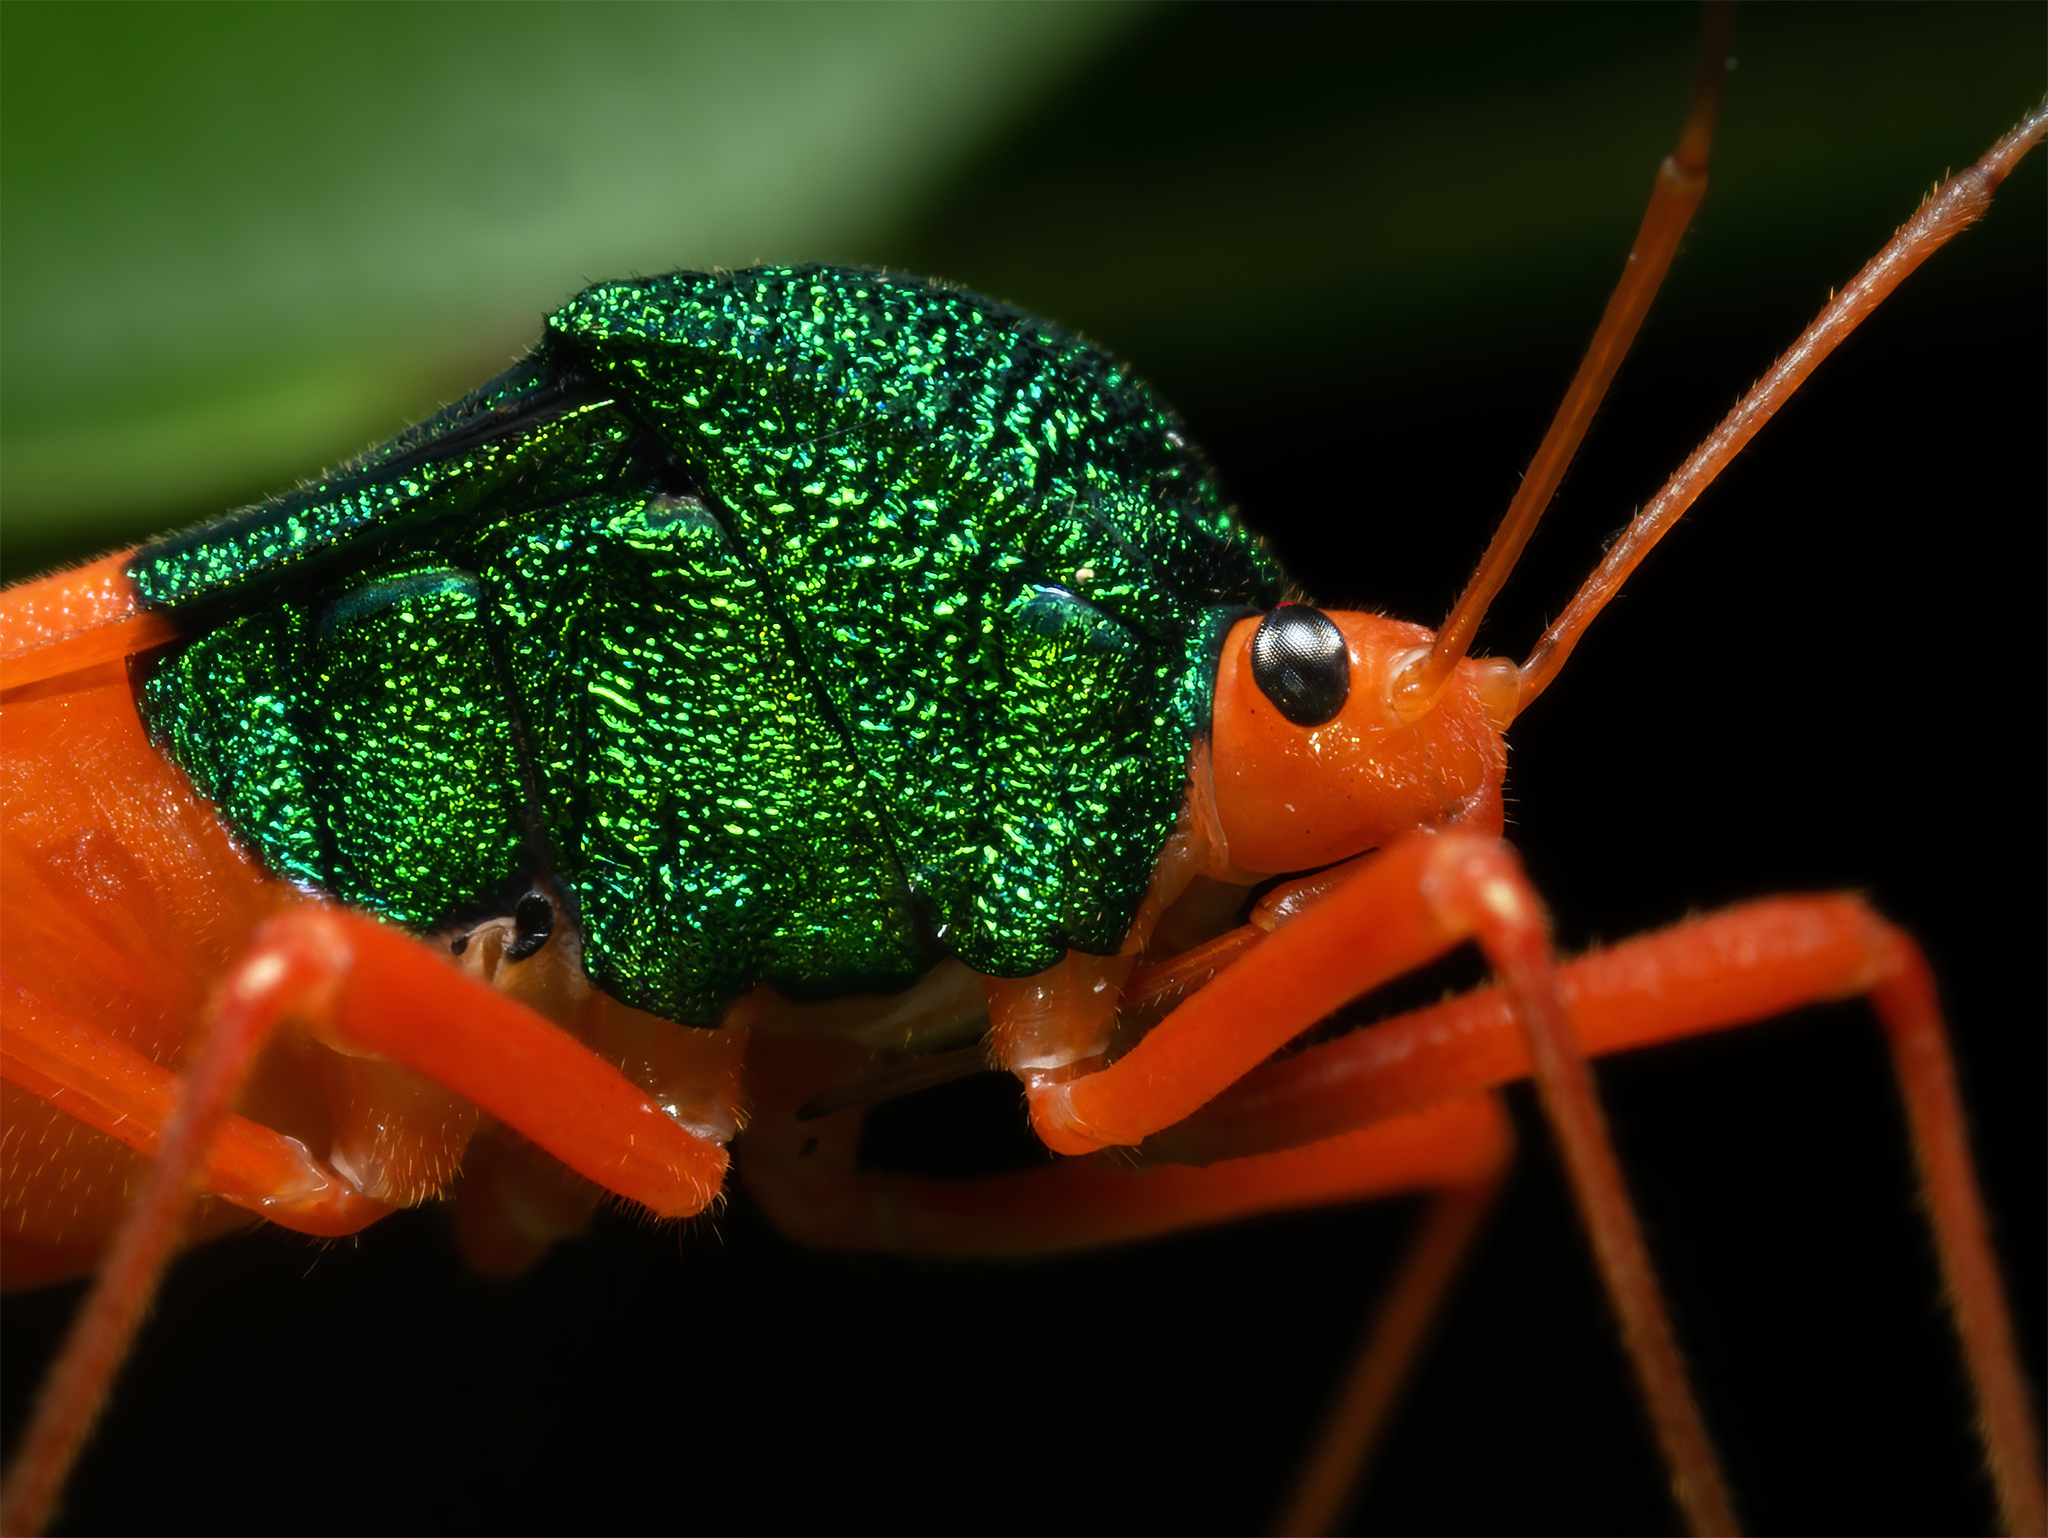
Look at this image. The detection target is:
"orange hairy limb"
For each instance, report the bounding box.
[1,658,738,1535]
[1,897,737,1538]
[1516,97,2048,712]
[984,830,1739,1534]
[1183,897,2042,1534]
[1396,2,1735,716]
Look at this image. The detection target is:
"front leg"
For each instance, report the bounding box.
[986,830,1738,1535]
[1159,893,2045,1535]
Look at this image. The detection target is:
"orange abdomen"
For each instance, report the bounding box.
[1,653,295,1286]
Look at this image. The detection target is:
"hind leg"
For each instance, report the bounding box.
[1,1000,391,1243]
[741,1037,1510,1536]
[0,905,736,1537]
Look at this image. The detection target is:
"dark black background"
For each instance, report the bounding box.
[3,6,2042,1534]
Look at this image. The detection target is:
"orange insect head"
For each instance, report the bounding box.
[1210,608,1514,875]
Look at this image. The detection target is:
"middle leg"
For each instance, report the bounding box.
[741,1033,1512,1538]
[987,829,1737,1534]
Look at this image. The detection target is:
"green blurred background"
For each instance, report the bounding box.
[2,6,2041,1536]
[4,3,2038,575]
[1,1,1135,569]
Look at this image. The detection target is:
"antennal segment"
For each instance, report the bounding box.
[1515,95,2048,717]
[1392,2,1735,723]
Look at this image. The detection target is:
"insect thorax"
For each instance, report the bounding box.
[135,266,1281,1024]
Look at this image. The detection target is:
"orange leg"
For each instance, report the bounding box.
[1151,891,2045,1538]
[991,830,1738,1534]
[1271,1179,1503,1538]
[742,1039,1510,1535]
[744,1066,1508,1257]
[0,1001,389,1238]
[0,905,732,1538]
[753,877,2040,1532]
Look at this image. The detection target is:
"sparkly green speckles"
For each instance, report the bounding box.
[554,266,1282,974]
[142,559,528,929]
[137,264,1283,1021]
[132,371,644,614]
[144,605,327,890]
[473,493,928,1022]
[312,564,527,922]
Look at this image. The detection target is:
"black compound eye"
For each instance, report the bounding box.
[1249,605,1351,727]
[505,891,556,962]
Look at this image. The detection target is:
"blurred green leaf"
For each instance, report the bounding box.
[4,1,2038,571]
[1,0,1139,549]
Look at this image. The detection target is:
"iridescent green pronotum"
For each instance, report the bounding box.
[138,265,1283,1025]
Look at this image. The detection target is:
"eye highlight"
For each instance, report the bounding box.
[1249,605,1350,727]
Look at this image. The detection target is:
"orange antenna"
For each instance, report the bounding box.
[1515,94,2048,717]
[1391,2,1734,723]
